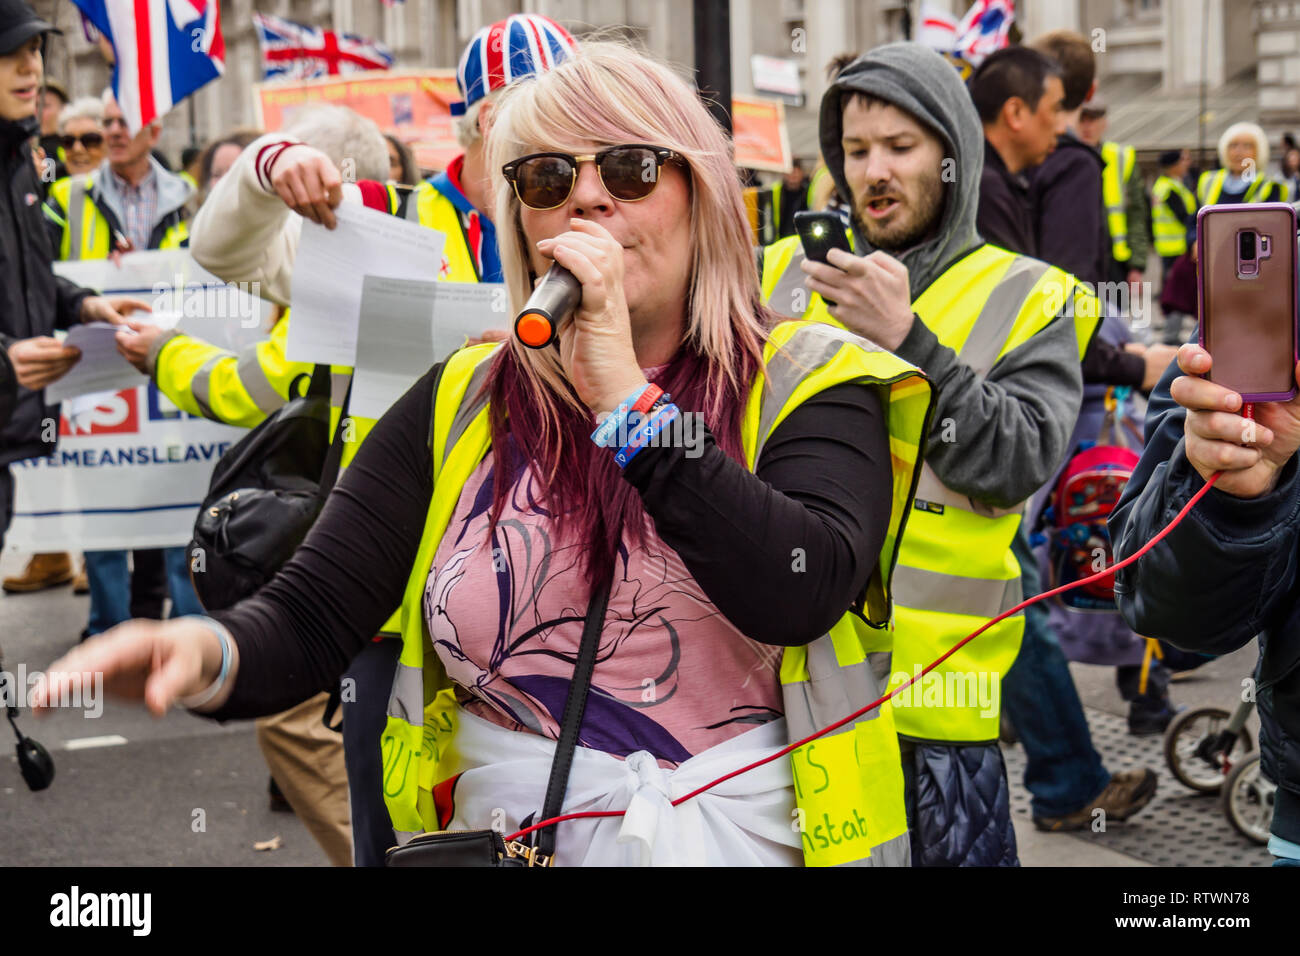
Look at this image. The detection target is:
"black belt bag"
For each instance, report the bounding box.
[384,570,613,868]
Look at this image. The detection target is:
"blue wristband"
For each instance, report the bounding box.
[591,384,651,448]
[614,403,680,468]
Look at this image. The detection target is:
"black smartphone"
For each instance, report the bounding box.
[794,211,851,307]
[794,210,851,264]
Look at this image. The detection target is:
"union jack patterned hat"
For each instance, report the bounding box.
[451,13,578,117]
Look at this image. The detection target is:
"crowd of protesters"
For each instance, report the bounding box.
[6,0,1299,868]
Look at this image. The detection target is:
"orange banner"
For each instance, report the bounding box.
[732,94,791,173]
[254,69,461,173]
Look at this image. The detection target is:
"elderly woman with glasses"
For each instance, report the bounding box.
[35,43,932,868]
[56,96,106,176]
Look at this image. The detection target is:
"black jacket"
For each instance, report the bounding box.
[977,139,1036,256]
[1025,133,1145,389]
[1110,359,1300,844]
[0,115,93,466]
[1028,132,1109,287]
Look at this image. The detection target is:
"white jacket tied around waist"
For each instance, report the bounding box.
[441,710,803,866]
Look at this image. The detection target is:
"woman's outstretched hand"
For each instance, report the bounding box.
[30,618,237,718]
[536,218,647,414]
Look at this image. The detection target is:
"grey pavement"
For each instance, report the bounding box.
[0,549,328,866]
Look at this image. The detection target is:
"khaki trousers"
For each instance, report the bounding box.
[255,692,353,866]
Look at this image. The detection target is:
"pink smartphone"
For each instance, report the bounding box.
[1197,202,1298,402]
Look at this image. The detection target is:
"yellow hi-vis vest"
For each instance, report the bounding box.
[760,236,1100,743]
[1150,174,1196,258]
[1100,141,1136,264]
[43,173,189,260]
[380,320,934,866]
[1196,168,1292,207]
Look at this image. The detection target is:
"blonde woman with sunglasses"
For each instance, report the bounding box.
[35,43,933,868]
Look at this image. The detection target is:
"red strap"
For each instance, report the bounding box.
[630,384,663,416]
[356,179,390,212]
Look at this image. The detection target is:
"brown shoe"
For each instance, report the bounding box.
[72,561,89,595]
[1033,768,1158,832]
[3,553,75,593]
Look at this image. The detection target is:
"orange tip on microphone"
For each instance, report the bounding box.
[515,311,555,349]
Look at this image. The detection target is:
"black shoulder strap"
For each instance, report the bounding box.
[535,567,615,862]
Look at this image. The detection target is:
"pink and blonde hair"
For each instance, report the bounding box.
[479,42,778,584]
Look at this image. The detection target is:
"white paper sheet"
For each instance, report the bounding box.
[45,323,142,402]
[349,278,509,420]
[285,202,447,366]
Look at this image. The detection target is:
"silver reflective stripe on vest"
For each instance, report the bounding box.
[443,357,494,460]
[330,370,352,408]
[404,190,421,222]
[957,255,1051,378]
[189,356,221,419]
[909,254,1048,519]
[913,462,1025,520]
[892,564,1023,619]
[767,246,811,319]
[388,660,424,725]
[757,322,884,461]
[782,635,909,868]
[235,345,284,415]
[66,178,87,262]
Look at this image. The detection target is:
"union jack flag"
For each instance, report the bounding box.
[953,0,1014,67]
[71,0,225,134]
[253,12,394,81]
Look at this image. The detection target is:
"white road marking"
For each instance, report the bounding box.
[63,735,129,750]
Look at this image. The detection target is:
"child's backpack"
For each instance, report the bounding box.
[1043,388,1141,611]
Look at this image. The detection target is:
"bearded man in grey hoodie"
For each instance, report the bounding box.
[760,43,1101,866]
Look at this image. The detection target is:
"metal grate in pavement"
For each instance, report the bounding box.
[1002,706,1274,867]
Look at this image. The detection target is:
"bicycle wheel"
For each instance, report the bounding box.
[1222,753,1274,845]
[1163,706,1253,793]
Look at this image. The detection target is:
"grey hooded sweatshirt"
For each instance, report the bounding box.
[819,43,1091,508]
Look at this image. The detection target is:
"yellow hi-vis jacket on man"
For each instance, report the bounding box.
[43,159,191,260]
[379,321,934,867]
[1098,141,1151,272]
[1150,173,1196,259]
[760,235,1101,745]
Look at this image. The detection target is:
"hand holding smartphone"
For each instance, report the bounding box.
[794,211,851,307]
[1197,203,1298,402]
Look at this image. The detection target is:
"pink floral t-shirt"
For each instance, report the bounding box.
[423,443,784,766]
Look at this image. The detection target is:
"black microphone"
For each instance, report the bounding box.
[514,263,582,349]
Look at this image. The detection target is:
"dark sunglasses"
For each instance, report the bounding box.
[502,144,681,210]
[60,132,105,150]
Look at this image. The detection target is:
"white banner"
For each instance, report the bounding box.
[5,386,244,550]
[4,251,267,551]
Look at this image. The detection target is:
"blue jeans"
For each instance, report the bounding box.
[1002,528,1112,818]
[84,547,203,635]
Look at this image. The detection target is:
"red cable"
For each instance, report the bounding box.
[506,468,1227,845]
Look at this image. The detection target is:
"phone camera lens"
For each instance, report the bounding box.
[1240,231,1257,260]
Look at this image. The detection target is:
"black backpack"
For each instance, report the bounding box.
[189,365,348,611]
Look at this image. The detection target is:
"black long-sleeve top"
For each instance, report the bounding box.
[207,363,894,720]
